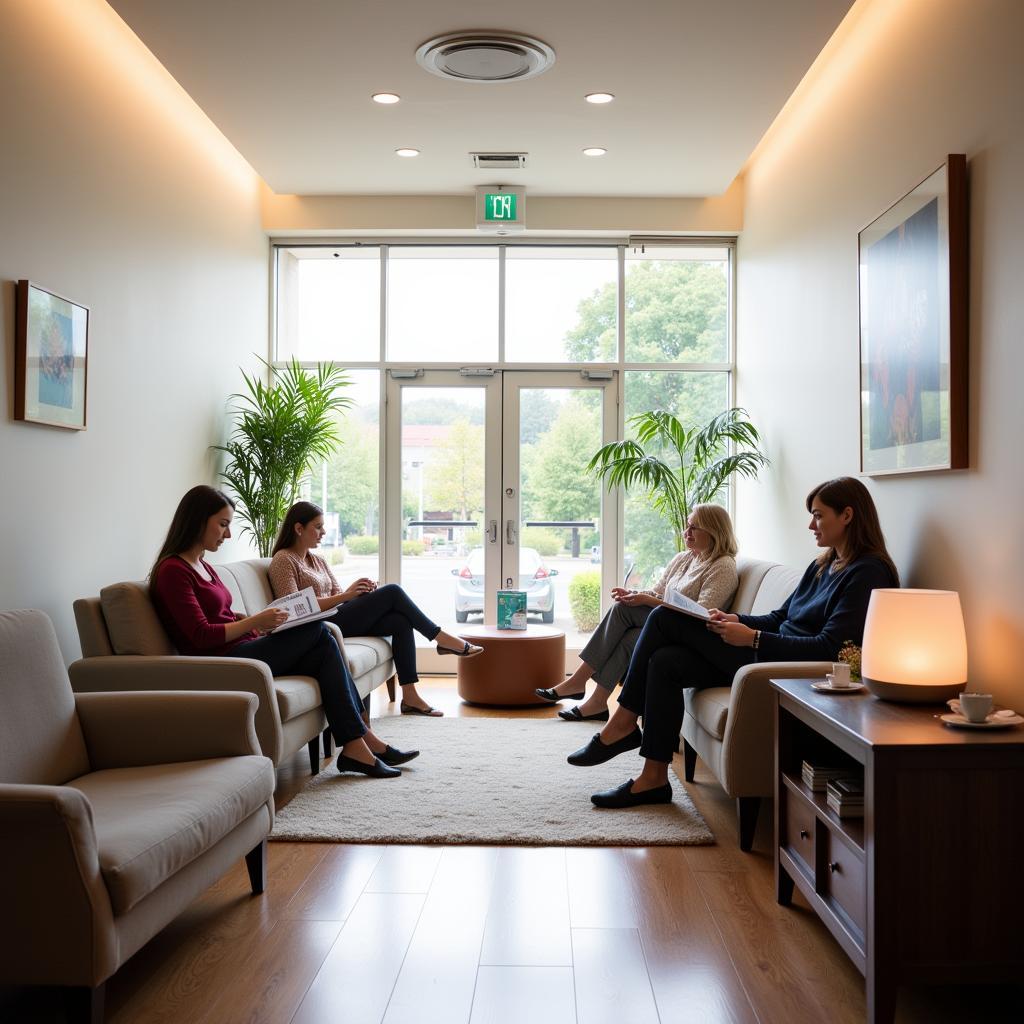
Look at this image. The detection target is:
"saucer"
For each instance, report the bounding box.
[811,681,865,694]
[940,712,1024,730]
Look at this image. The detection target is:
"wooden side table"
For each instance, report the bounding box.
[771,678,1024,1023]
[455,624,565,706]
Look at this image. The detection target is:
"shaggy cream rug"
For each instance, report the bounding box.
[270,716,713,846]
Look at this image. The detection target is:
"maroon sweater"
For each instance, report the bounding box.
[150,556,257,655]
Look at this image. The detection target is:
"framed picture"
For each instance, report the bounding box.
[15,280,90,430]
[859,154,967,475]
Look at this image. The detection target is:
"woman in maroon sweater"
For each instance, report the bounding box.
[150,485,417,778]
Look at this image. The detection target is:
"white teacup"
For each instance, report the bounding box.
[828,662,852,688]
[957,692,993,723]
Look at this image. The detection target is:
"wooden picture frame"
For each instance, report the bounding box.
[15,279,89,430]
[858,154,967,475]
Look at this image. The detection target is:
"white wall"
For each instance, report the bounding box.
[0,0,267,660]
[736,0,1024,703]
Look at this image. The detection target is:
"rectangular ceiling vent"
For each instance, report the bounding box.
[471,152,527,170]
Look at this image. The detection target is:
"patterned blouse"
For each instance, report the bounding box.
[646,551,739,611]
[267,549,343,600]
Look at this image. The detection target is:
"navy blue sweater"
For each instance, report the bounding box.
[739,555,897,663]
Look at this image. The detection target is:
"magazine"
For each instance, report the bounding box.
[664,587,711,621]
[267,586,336,633]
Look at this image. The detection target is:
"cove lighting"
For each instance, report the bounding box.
[582,147,607,157]
[585,92,615,104]
[372,93,401,104]
[395,148,420,157]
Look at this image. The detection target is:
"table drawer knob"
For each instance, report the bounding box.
[799,829,809,839]
[828,861,839,874]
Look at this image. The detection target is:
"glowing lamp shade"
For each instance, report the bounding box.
[861,589,967,702]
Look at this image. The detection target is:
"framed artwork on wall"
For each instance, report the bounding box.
[858,154,967,475]
[15,279,90,430]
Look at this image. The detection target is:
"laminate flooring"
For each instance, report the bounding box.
[4,678,1021,1023]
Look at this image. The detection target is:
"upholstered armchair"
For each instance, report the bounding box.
[0,610,275,1023]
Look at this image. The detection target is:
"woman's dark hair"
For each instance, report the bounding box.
[272,501,324,555]
[806,477,899,584]
[151,485,234,577]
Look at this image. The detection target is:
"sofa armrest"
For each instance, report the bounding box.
[719,661,832,795]
[0,784,117,986]
[68,656,284,765]
[75,690,262,769]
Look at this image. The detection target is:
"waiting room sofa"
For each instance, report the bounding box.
[71,558,396,775]
[681,556,831,851]
[0,609,275,1024]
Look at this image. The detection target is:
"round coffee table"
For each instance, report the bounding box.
[455,624,566,706]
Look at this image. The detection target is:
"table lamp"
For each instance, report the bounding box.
[860,589,968,702]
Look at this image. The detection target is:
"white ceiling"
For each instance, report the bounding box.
[109,0,853,198]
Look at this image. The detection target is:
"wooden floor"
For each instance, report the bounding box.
[6,678,1021,1023]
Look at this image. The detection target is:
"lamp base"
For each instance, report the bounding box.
[863,677,965,703]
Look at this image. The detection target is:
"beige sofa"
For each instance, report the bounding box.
[681,556,831,851]
[0,609,275,1023]
[72,557,396,775]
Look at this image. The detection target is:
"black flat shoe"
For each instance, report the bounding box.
[379,745,420,767]
[567,727,642,767]
[591,779,673,808]
[336,754,401,778]
[437,641,484,658]
[558,706,610,722]
[535,687,587,703]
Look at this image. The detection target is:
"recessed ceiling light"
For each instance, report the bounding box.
[395,148,420,157]
[585,92,615,104]
[582,147,607,157]
[372,92,401,104]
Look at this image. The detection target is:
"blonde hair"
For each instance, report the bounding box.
[688,503,738,561]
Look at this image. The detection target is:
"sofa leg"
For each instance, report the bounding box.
[682,739,697,782]
[322,727,333,757]
[362,693,372,724]
[65,983,105,1024]
[386,675,397,702]
[245,839,267,895]
[307,736,321,775]
[737,797,761,852]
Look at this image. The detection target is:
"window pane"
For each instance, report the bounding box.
[276,247,380,361]
[622,370,729,587]
[505,248,618,362]
[624,246,729,364]
[388,247,498,362]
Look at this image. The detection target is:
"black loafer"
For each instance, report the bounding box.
[535,687,586,703]
[379,745,420,767]
[567,727,642,766]
[558,706,610,722]
[591,779,673,808]
[336,754,401,778]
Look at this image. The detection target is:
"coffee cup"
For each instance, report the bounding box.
[828,662,852,688]
[957,692,993,723]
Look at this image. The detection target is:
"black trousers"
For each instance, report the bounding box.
[329,583,440,686]
[618,607,756,763]
[228,621,367,745]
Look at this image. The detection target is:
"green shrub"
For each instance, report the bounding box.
[346,535,379,555]
[569,571,602,631]
[402,539,425,556]
[522,527,562,557]
[463,528,482,549]
[325,547,346,566]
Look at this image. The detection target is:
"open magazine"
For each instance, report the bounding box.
[266,586,336,633]
[665,587,711,621]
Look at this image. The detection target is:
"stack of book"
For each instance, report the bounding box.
[801,759,852,793]
[826,776,865,818]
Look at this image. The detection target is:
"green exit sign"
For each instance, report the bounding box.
[484,192,517,221]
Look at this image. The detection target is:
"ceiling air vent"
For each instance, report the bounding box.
[416,33,555,83]
[471,152,527,170]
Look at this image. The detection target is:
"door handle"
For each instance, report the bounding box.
[488,520,498,543]
[506,520,517,544]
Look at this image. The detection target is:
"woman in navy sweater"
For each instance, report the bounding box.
[567,477,899,808]
[150,485,417,778]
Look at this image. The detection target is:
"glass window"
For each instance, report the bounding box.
[505,248,618,362]
[387,247,498,362]
[276,247,380,362]
[624,246,729,364]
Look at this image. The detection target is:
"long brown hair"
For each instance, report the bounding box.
[272,501,323,555]
[806,477,899,584]
[151,485,234,577]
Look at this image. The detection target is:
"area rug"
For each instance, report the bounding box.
[270,716,713,846]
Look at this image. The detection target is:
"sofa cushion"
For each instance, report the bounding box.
[341,639,381,678]
[222,558,275,615]
[100,582,176,657]
[749,563,804,617]
[731,558,777,616]
[686,686,731,740]
[274,676,323,722]
[68,755,273,915]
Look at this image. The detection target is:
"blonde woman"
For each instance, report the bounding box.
[536,503,739,721]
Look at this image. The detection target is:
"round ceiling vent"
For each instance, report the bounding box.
[415,32,556,83]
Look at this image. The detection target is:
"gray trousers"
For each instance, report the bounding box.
[578,601,654,691]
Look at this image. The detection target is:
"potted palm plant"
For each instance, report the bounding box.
[587,407,769,553]
[213,358,352,557]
